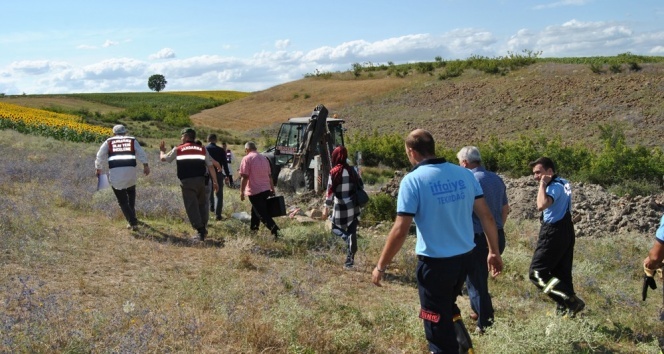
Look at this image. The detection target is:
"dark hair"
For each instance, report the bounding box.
[528,157,556,172]
[207,133,217,142]
[405,129,435,156]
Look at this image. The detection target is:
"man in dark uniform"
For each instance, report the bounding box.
[206,134,229,220]
[160,128,219,241]
[528,157,585,317]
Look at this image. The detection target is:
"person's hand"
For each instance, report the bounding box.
[143,165,150,176]
[372,267,385,287]
[269,189,275,197]
[213,182,219,193]
[487,253,503,277]
[540,174,552,185]
[240,191,245,201]
[159,141,166,153]
[95,168,102,177]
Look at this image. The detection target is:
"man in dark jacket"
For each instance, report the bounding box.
[206,134,229,220]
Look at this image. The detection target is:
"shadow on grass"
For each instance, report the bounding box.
[131,222,225,248]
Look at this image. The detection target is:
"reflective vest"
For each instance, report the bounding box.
[176,142,207,180]
[107,136,137,169]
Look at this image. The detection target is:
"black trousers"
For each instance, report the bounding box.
[112,185,137,226]
[248,190,279,235]
[529,213,576,305]
[417,251,473,353]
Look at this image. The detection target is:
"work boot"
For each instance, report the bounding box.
[565,296,585,317]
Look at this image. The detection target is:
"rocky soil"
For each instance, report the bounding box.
[381,172,664,238]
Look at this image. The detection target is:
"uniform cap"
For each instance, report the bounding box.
[181,127,196,135]
[113,124,127,134]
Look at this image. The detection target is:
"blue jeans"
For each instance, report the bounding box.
[466,229,506,329]
[331,218,358,266]
[209,171,224,218]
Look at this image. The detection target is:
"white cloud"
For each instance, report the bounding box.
[149,48,176,60]
[503,19,661,57]
[4,18,664,95]
[10,60,70,75]
[102,40,119,48]
[650,46,664,54]
[275,39,290,50]
[77,44,97,50]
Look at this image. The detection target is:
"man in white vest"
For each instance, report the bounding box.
[95,124,150,231]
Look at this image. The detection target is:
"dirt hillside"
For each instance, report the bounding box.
[194,62,664,150]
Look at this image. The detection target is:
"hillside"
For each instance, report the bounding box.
[194,62,664,150]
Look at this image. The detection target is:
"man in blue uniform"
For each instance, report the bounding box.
[372,129,503,353]
[160,128,219,241]
[95,124,150,231]
[528,157,585,317]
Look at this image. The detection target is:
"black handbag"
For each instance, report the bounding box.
[266,195,286,217]
[355,186,370,207]
[352,170,369,207]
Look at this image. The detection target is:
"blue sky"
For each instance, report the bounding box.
[1,0,663,95]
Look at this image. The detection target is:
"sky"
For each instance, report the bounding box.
[1,0,663,95]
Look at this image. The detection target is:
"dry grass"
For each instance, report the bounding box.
[1,129,663,353]
[190,75,417,133]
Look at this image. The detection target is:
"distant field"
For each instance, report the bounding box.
[169,90,250,101]
[0,95,123,114]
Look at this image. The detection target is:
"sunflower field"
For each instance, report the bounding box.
[0,102,112,143]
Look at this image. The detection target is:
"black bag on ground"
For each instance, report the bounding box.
[266,195,286,217]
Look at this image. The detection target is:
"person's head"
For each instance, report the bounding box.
[221,142,227,149]
[181,127,196,142]
[529,157,556,182]
[244,141,257,152]
[113,124,127,136]
[405,129,435,165]
[331,146,348,166]
[456,146,481,168]
[207,133,217,143]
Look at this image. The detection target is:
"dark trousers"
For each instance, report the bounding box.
[112,185,137,226]
[332,218,358,267]
[417,251,473,353]
[466,229,506,329]
[180,177,208,232]
[248,190,280,235]
[529,213,576,305]
[209,171,224,218]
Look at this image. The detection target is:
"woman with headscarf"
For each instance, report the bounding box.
[323,146,363,269]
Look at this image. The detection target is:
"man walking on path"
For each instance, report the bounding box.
[95,124,150,231]
[160,128,219,242]
[528,157,585,317]
[457,146,510,333]
[372,129,503,353]
[239,141,280,239]
[206,134,229,220]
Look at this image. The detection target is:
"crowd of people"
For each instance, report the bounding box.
[95,126,663,353]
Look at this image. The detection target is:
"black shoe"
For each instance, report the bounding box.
[566,296,585,317]
[215,215,222,221]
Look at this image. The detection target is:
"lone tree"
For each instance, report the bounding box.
[148,74,167,92]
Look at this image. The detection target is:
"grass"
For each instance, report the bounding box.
[1,129,663,353]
